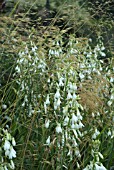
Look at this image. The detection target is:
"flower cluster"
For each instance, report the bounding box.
[0,128,16,170]
[15,42,47,117]
[14,35,113,169]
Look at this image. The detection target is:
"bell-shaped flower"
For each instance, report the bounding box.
[75,148,81,158]
[12,138,16,146]
[45,94,50,105]
[32,46,37,52]
[2,104,7,109]
[95,163,107,170]
[67,91,72,100]
[107,130,111,136]
[78,121,84,128]
[92,128,100,139]
[46,136,50,145]
[77,108,81,119]
[45,119,50,128]
[79,73,85,80]
[72,113,78,124]
[59,77,64,86]
[72,92,77,100]
[54,98,61,110]
[72,83,77,91]
[8,146,16,159]
[56,123,62,133]
[63,116,69,126]
[4,140,10,151]
[63,105,68,114]
[54,89,61,99]
[57,98,61,106]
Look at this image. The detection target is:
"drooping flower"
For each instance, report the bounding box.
[63,116,69,126]
[72,92,77,100]
[12,138,16,146]
[4,140,10,151]
[92,128,100,139]
[46,136,50,145]
[59,77,64,86]
[78,121,84,128]
[79,73,85,80]
[54,89,61,99]
[71,113,78,124]
[45,94,50,105]
[45,119,50,128]
[67,91,72,100]
[95,163,107,170]
[2,104,7,109]
[8,146,16,159]
[56,123,62,133]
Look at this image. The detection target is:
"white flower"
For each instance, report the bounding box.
[2,104,7,109]
[71,123,75,129]
[45,94,50,105]
[56,123,62,133]
[72,84,77,91]
[72,92,77,100]
[101,46,105,50]
[76,108,82,120]
[46,136,50,145]
[69,82,73,90]
[95,163,107,170]
[78,121,84,128]
[92,128,100,139]
[45,119,50,128]
[67,91,72,100]
[44,102,47,113]
[72,113,78,124]
[100,51,106,57]
[67,149,72,157]
[8,146,16,159]
[15,65,21,73]
[12,138,16,146]
[63,116,69,126]
[54,89,61,99]
[54,98,61,110]
[4,140,10,151]
[63,105,68,114]
[32,46,37,52]
[49,49,54,55]
[28,54,32,59]
[72,137,78,147]
[110,77,114,83]
[54,102,58,110]
[111,93,114,100]
[107,100,112,106]
[79,73,85,80]
[107,130,111,136]
[59,77,64,86]
[75,148,81,158]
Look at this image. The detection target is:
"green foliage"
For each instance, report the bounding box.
[0,0,114,170]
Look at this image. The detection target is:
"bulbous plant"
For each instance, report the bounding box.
[12,31,113,169]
